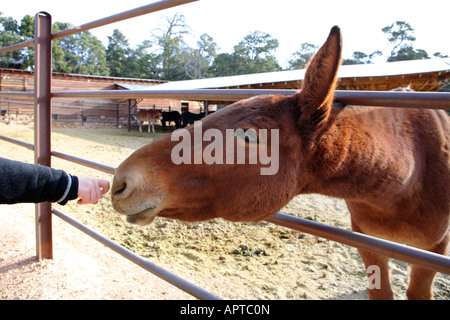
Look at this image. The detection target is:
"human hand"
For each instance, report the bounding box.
[77,177,110,205]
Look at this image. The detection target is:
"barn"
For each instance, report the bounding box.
[1,57,449,127]
[0,69,203,127]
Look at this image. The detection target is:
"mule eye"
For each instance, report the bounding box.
[234,128,259,144]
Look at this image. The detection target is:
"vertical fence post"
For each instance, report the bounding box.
[34,12,53,260]
[128,99,131,132]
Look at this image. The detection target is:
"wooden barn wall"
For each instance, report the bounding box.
[137,98,205,113]
[0,69,209,124]
[336,72,449,91]
[0,69,188,124]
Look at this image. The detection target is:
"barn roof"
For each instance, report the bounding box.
[141,58,450,92]
[115,83,157,90]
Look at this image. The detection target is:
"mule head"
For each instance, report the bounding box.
[111,26,342,225]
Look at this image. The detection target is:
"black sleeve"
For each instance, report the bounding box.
[0,157,78,205]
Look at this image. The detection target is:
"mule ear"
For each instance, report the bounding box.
[297,26,342,129]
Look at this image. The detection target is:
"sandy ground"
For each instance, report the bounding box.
[0,124,448,300]
[0,203,193,300]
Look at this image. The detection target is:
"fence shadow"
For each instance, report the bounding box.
[0,256,37,274]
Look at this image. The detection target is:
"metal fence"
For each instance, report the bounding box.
[0,0,449,300]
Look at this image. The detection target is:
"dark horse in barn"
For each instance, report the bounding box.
[181,111,215,127]
[161,111,181,132]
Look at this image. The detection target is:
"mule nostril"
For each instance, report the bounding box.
[113,182,127,197]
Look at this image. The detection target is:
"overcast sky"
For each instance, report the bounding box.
[2,0,449,68]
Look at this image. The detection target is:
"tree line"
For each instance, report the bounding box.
[0,13,448,81]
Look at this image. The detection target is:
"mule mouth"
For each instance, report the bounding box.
[125,208,157,226]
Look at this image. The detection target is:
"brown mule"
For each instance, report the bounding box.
[137,109,162,133]
[112,26,450,299]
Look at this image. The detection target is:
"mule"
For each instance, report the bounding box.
[137,109,162,133]
[181,111,216,128]
[181,111,206,127]
[161,111,181,132]
[111,26,450,300]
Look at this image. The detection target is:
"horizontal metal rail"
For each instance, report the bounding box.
[0,0,199,54]
[0,92,34,98]
[266,213,450,275]
[52,208,220,300]
[0,39,34,54]
[51,89,450,109]
[2,89,450,110]
[0,135,114,174]
[1,134,449,276]
[0,135,34,151]
[52,0,199,40]
[336,90,450,109]
[2,89,449,109]
[51,150,115,175]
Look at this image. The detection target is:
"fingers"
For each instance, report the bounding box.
[97,179,110,195]
[77,177,111,205]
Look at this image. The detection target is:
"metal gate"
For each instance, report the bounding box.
[0,0,449,300]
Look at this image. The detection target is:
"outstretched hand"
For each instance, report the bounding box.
[77,177,110,205]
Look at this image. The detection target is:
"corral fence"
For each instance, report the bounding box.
[0,96,188,129]
[0,0,449,300]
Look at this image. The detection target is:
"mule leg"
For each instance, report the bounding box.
[357,249,394,299]
[352,223,394,299]
[151,120,156,133]
[406,234,449,300]
[407,266,437,300]
[138,120,143,133]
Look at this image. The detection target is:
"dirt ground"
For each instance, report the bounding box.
[0,123,449,300]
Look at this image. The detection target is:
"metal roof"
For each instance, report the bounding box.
[115,83,158,90]
[139,58,450,90]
